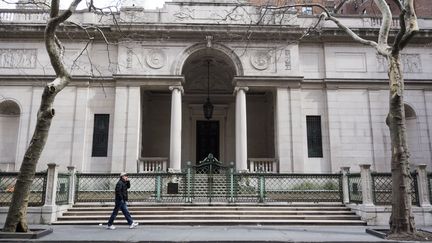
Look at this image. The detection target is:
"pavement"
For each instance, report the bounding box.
[1,225,432,243]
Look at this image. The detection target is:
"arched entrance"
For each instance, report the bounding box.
[181,47,237,165]
[0,100,21,171]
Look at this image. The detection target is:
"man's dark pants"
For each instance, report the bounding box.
[108,199,133,226]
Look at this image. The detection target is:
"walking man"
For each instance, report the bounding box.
[107,172,139,229]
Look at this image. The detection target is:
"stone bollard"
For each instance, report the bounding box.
[42,163,59,224]
[416,164,431,207]
[340,167,350,204]
[360,164,374,206]
[44,163,59,206]
[67,166,76,205]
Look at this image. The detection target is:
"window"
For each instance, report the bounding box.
[306,116,323,158]
[92,114,110,157]
[301,6,313,15]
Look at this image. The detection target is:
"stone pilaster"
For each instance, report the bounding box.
[360,164,374,206]
[416,164,431,207]
[341,166,350,204]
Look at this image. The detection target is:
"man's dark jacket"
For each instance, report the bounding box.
[115,178,130,202]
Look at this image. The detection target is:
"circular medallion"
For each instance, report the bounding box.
[146,49,166,69]
[250,51,271,70]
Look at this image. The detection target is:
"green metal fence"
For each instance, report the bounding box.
[371,172,419,206]
[75,172,187,203]
[0,172,47,206]
[56,173,70,205]
[74,170,343,203]
[347,173,362,204]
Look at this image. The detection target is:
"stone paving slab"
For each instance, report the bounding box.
[0,225,431,243]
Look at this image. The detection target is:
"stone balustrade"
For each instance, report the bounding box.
[248,158,278,172]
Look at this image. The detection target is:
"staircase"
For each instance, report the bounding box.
[53,203,366,225]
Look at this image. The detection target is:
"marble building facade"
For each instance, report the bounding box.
[0,0,431,174]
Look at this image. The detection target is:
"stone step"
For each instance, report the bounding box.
[69,206,351,211]
[52,219,366,225]
[57,215,361,221]
[63,210,356,216]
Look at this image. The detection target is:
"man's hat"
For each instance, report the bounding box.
[120,172,128,177]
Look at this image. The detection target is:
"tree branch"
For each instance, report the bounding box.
[267,3,390,55]
[399,0,419,50]
[374,0,392,47]
[45,0,82,92]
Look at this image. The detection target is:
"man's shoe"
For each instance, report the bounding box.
[129,222,139,229]
[107,225,116,230]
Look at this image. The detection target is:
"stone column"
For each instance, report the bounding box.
[360,164,374,206]
[235,87,248,171]
[169,86,183,172]
[67,166,76,205]
[44,163,59,206]
[341,166,350,204]
[416,164,431,207]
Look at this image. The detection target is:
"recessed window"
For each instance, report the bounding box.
[306,116,323,158]
[92,114,109,157]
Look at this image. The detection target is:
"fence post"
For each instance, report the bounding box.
[416,164,431,207]
[67,166,76,205]
[340,166,350,204]
[258,167,265,203]
[44,163,59,206]
[359,164,374,206]
[156,167,162,202]
[229,162,235,203]
[186,161,192,203]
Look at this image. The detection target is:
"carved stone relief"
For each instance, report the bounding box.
[250,51,271,71]
[376,54,422,73]
[376,54,387,73]
[174,7,194,21]
[285,50,291,70]
[0,49,37,69]
[146,49,166,69]
[126,48,133,69]
[402,54,422,73]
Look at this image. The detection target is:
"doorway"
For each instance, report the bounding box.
[196,120,219,162]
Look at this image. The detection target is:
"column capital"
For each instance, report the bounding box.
[47,163,58,169]
[340,166,350,174]
[359,164,371,170]
[416,164,427,170]
[233,86,249,95]
[169,85,184,94]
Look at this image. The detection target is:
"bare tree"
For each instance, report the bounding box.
[2,0,83,232]
[265,0,422,239]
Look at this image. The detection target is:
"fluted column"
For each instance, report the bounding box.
[235,86,249,171]
[169,86,183,171]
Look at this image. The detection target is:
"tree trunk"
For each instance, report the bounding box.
[387,53,416,235]
[2,86,57,232]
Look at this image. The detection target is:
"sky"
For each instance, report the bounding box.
[0,0,168,9]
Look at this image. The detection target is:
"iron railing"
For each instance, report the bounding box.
[0,172,47,206]
[254,173,343,203]
[371,172,419,206]
[56,173,70,205]
[75,172,187,203]
[74,171,344,203]
[347,173,362,204]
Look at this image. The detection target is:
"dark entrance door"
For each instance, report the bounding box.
[196,120,219,162]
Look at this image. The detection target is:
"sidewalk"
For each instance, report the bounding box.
[1,225,431,243]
